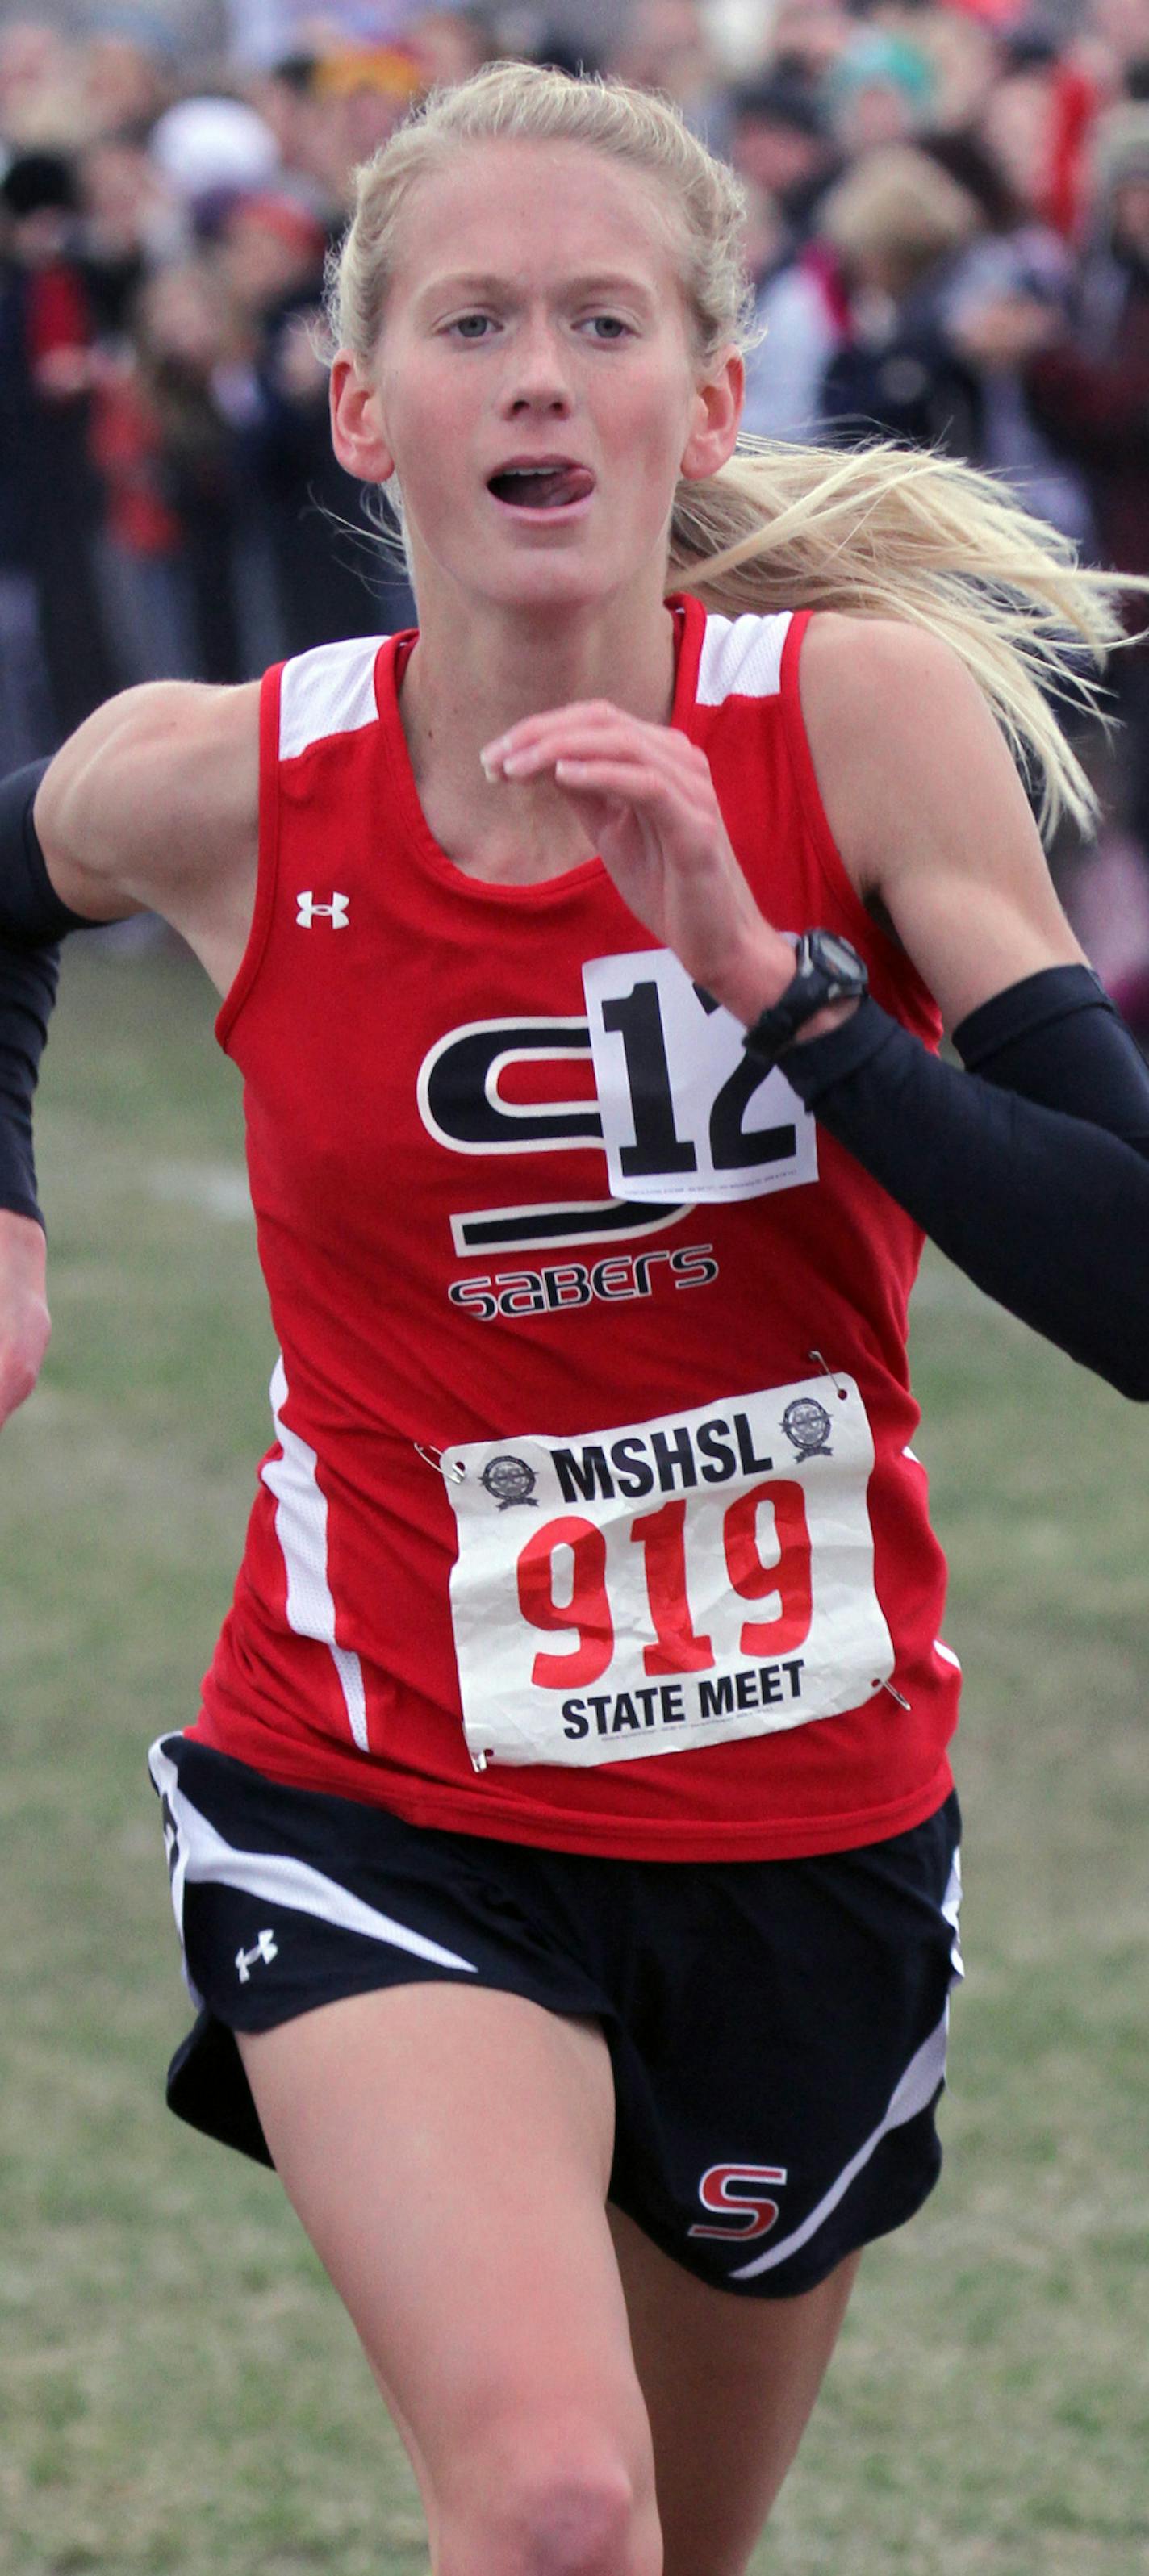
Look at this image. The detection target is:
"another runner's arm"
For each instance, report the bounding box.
[776,616,1149,1399]
[31,678,260,956]
[0,683,259,1425]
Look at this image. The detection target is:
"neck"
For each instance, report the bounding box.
[399,578,679,883]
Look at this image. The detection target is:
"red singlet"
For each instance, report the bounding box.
[191,596,960,1858]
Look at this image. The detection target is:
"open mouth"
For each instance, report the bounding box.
[487,461,596,511]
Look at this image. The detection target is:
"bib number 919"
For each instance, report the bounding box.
[516,1481,812,1688]
[443,1374,892,1768]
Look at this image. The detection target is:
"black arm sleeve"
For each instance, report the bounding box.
[0,760,102,1226]
[766,965,1149,1401]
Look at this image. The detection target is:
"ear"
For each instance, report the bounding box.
[329,349,395,483]
[679,347,744,483]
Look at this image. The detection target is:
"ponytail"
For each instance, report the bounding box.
[670,438,1131,844]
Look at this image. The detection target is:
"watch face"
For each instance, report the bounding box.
[743,930,866,1067]
[812,931,863,982]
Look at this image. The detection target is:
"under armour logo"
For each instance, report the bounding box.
[236,1929,278,1982]
[296,891,349,928]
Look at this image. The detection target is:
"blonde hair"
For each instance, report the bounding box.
[327,58,1134,841]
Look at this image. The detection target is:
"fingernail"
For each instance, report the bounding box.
[479,749,500,781]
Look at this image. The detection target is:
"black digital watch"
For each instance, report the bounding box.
[742,929,869,1071]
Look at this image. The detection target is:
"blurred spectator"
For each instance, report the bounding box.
[0,19,84,152]
[79,30,173,143]
[218,185,328,322]
[925,130,1092,540]
[118,257,262,685]
[240,292,416,652]
[149,94,282,208]
[814,146,986,453]
[825,29,938,155]
[976,33,1105,242]
[308,44,424,204]
[1021,100,1149,1024]
[742,226,849,440]
[77,136,184,335]
[216,181,403,649]
[0,148,115,755]
[902,10,1001,137]
[736,74,846,441]
[1086,0,1149,93]
[404,11,493,87]
[247,52,346,216]
[729,70,841,251]
[608,0,729,145]
[759,3,854,86]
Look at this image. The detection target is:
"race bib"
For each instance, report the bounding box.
[582,947,819,1204]
[442,1375,893,1770]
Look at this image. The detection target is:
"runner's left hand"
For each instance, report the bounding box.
[480,700,793,1025]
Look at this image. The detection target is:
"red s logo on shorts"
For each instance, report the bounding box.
[687,2164,787,2240]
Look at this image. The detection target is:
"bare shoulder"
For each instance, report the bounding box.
[795,612,1012,885]
[795,610,1083,1024]
[36,678,261,925]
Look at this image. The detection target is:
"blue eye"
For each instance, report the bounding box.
[584,315,630,340]
[450,314,493,340]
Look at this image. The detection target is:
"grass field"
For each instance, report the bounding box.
[2,939,1147,2576]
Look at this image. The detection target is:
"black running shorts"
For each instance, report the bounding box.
[149,1733,963,2299]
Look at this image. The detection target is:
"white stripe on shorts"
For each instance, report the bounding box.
[731,1845,963,2281]
[148,1741,478,1977]
[730,2004,951,2279]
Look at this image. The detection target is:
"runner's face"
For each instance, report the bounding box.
[336,140,738,616]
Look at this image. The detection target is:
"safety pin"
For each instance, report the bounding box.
[808,1349,850,1401]
[879,1678,911,1710]
[413,1441,466,1484]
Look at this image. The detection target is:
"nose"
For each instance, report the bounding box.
[500,311,574,418]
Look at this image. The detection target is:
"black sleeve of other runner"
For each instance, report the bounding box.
[764,966,1149,1401]
[0,938,61,1224]
[0,759,102,1226]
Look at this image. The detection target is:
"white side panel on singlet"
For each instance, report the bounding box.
[696,610,792,707]
[261,1357,370,1750]
[278,633,384,760]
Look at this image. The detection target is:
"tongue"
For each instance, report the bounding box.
[491,466,593,509]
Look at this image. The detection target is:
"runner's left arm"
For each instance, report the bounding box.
[479,633,1149,1399]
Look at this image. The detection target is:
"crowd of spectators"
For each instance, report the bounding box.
[3,0,1149,1009]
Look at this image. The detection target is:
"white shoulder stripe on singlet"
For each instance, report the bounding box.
[278,633,385,760]
[147,1742,478,1977]
[260,1356,370,1751]
[696,611,792,708]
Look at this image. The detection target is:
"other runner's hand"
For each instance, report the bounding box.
[480,701,794,1025]
[0,1211,51,1429]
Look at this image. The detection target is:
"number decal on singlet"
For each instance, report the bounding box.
[442,1374,892,1771]
[597,975,804,1183]
[599,983,699,1176]
[584,950,818,1204]
[416,951,819,1257]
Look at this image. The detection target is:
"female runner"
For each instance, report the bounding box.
[3,62,1149,2576]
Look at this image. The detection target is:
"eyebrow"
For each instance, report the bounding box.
[412,270,660,311]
